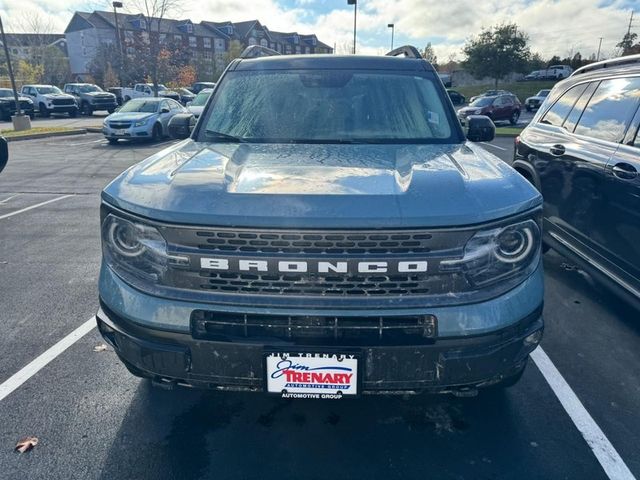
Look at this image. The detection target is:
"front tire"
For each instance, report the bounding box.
[39,103,50,117]
[81,102,92,116]
[151,123,162,141]
[69,109,78,118]
[107,138,119,145]
[510,110,520,125]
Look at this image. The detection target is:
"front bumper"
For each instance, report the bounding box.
[97,303,542,394]
[103,124,153,139]
[90,101,118,111]
[97,260,544,394]
[45,105,78,113]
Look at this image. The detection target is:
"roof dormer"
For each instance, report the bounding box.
[177,20,194,33]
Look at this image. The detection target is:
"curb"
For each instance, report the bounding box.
[85,127,103,133]
[5,129,88,142]
[495,132,520,138]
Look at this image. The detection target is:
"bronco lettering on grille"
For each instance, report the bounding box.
[200,258,428,275]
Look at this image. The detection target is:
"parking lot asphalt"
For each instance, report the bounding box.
[0,134,638,480]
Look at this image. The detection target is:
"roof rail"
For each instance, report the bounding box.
[239,45,281,59]
[385,45,422,59]
[571,53,640,76]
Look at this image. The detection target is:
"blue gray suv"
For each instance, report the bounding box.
[97,46,544,397]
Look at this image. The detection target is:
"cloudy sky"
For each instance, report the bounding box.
[1,0,637,60]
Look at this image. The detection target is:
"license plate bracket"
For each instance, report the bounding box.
[264,349,361,399]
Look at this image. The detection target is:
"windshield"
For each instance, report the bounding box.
[470,97,494,107]
[36,86,62,94]
[118,100,159,113]
[191,89,212,106]
[79,85,103,93]
[199,70,454,143]
[537,90,550,97]
[0,90,14,98]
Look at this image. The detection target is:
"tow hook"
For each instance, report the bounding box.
[451,387,478,398]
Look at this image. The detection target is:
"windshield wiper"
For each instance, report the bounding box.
[204,130,246,143]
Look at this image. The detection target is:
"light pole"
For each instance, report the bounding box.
[596,37,603,61]
[347,0,357,54]
[113,1,124,85]
[388,23,395,50]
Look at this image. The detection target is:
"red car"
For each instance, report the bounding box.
[458,94,521,125]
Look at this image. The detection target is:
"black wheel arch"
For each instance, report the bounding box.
[512,159,542,193]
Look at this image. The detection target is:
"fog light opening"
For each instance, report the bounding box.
[523,330,542,347]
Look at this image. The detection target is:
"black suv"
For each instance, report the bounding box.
[514,54,640,308]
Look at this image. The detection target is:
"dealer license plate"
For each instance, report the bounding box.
[266,352,358,399]
[114,129,127,136]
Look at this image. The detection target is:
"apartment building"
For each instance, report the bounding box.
[64,11,333,80]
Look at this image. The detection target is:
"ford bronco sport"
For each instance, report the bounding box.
[97,46,544,398]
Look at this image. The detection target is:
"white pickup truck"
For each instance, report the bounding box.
[121,84,180,103]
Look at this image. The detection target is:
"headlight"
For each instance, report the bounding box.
[440,218,541,288]
[102,214,187,283]
[134,118,149,127]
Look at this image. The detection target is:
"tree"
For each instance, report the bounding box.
[421,43,438,70]
[527,52,546,71]
[16,60,44,84]
[616,32,640,56]
[41,46,71,85]
[462,23,530,87]
[88,43,123,86]
[130,0,183,95]
[225,40,244,64]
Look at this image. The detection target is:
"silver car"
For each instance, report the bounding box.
[103,98,187,144]
[187,88,213,119]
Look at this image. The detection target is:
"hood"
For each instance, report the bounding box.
[0,95,32,103]
[42,93,74,100]
[103,141,542,228]
[85,91,115,98]
[106,112,156,122]
[458,106,485,114]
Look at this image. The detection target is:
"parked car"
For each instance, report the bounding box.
[0,88,34,121]
[0,135,7,174]
[525,89,551,112]
[187,88,213,119]
[20,84,78,118]
[522,70,546,81]
[469,89,510,103]
[545,64,573,80]
[102,97,187,144]
[513,54,640,309]
[108,87,124,106]
[458,94,521,125]
[63,83,118,115]
[191,82,216,94]
[121,83,181,103]
[97,46,544,398]
[447,89,465,105]
[176,88,196,105]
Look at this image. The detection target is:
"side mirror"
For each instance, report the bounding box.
[0,136,8,175]
[161,107,170,113]
[466,115,495,142]
[168,113,196,139]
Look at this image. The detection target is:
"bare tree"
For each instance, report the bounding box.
[129,0,182,95]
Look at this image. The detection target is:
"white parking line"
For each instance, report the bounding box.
[531,347,636,480]
[0,317,96,402]
[0,194,74,220]
[481,142,507,151]
[0,193,20,204]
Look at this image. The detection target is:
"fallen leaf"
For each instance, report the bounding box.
[93,343,108,352]
[15,437,38,453]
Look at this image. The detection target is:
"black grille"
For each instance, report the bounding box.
[158,226,473,297]
[109,121,132,129]
[52,98,75,106]
[93,97,115,104]
[162,227,469,256]
[171,270,466,296]
[191,310,437,345]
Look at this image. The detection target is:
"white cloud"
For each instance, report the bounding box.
[0,0,634,60]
